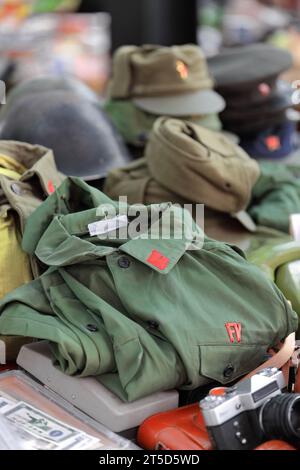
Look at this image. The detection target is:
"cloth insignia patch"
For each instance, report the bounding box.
[147,250,170,270]
[47,180,55,194]
[176,60,188,80]
[258,82,271,96]
[265,136,281,152]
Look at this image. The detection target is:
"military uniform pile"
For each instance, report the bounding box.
[0,42,299,421]
[0,177,297,402]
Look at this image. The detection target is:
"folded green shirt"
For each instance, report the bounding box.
[0,177,297,401]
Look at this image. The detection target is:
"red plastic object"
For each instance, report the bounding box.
[138,404,212,451]
[138,404,298,451]
[255,441,296,451]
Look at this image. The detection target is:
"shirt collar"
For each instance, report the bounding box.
[120,204,201,274]
[34,200,202,273]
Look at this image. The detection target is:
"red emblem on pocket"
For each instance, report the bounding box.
[147,250,170,270]
[47,180,55,194]
[225,323,242,343]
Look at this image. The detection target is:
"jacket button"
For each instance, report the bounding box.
[148,320,159,329]
[11,183,23,195]
[223,364,235,378]
[118,256,131,268]
[86,324,98,332]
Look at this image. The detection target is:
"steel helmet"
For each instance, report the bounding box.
[0,89,132,180]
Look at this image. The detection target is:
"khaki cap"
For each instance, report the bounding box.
[146,117,260,214]
[109,44,225,116]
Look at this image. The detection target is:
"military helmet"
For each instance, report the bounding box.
[0,89,132,180]
[0,76,103,120]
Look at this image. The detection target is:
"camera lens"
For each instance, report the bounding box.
[260,394,300,441]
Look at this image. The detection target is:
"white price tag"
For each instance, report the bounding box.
[88,215,128,237]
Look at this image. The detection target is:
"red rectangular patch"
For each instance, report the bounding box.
[147,250,170,270]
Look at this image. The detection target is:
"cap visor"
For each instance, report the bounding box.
[232,211,257,232]
[133,89,225,116]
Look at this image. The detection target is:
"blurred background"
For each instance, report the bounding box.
[1,0,300,95]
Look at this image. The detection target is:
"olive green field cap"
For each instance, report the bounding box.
[108,44,225,116]
[146,117,260,214]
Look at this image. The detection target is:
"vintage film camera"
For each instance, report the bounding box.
[200,368,300,450]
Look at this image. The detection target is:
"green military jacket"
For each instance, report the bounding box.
[0,178,297,401]
[0,140,65,277]
[0,141,65,358]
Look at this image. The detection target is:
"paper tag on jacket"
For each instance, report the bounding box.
[88,215,128,236]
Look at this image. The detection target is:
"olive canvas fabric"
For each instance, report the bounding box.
[106,44,224,150]
[0,141,64,359]
[104,117,260,215]
[109,44,214,99]
[105,118,300,235]
[0,153,32,299]
[248,162,300,233]
[0,177,297,402]
[0,141,65,277]
[108,44,224,116]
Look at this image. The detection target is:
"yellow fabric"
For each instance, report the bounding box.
[0,211,32,298]
[0,153,27,178]
[0,154,32,299]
